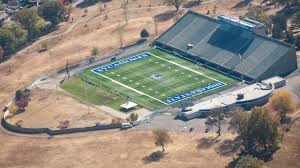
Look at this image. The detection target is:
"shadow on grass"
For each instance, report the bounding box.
[232,1,250,9]
[143,151,165,164]
[154,10,177,22]
[76,0,111,8]
[183,0,202,8]
[197,136,220,149]
[216,137,243,156]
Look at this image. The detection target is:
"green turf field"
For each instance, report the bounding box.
[66,49,239,110]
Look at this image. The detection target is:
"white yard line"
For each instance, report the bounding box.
[96,73,168,105]
[148,52,226,85]
[91,52,227,105]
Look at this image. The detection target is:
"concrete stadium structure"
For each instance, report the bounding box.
[177,81,275,120]
[152,11,298,83]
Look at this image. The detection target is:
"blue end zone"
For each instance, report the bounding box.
[163,82,225,104]
[92,52,151,74]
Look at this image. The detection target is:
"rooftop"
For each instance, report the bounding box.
[184,82,274,115]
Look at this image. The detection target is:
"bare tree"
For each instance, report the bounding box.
[153,18,158,36]
[0,45,4,62]
[153,129,173,152]
[206,108,226,137]
[122,0,128,24]
[164,0,187,12]
[117,22,124,48]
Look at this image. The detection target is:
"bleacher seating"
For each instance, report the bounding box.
[154,11,297,83]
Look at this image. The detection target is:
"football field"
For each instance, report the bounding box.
[82,49,238,109]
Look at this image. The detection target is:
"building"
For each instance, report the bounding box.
[178,81,275,120]
[152,11,298,83]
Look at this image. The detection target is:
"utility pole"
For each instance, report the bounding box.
[122,0,128,24]
[238,53,245,83]
[154,18,158,36]
[65,61,70,79]
[117,22,123,48]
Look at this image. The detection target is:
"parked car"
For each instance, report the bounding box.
[121,122,132,130]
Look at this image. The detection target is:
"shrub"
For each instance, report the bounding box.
[140,29,150,38]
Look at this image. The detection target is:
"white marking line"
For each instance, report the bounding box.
[148,53,226,85]
[97,73,167,105]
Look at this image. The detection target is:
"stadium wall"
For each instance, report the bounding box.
[1,118,121,136]
[255,47,298,82]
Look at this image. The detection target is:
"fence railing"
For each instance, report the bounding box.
[1,118,121,136]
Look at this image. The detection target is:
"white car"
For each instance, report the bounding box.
[121,123,133,129]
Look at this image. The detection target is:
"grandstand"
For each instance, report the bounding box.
[152,11,298,83]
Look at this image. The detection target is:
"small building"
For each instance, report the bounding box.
[120,101,138,112]
[262,76,286,89]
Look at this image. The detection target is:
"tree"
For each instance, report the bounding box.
[128,113,138,121]
[41,42,48,51]
[270,89,295,120]
[207,108,226,137]
[244,6,272,34]
[292,11,300,27]
[236,156,263,168]
[272,13,287,31]
[272,23,284,39]
[15,8,46,40]
[284,30,296,45]
[296,36,300,49]
[38,0,65,26]
[242,107,281,157]
[0,28,16,55]
[228,108,250,134]
[3,21,28,47]
[15,90,23,101]
[270,0,293,9]
[153,129,173,152]
[0,46,4,61]
[140,29,150,38]
[164,0,187,12]
[91,47,99,56]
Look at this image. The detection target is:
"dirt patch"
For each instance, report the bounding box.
[10,89,115,129]
[266,116,300,168]
[0,130,236,168]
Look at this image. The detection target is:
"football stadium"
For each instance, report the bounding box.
[82,49,238,109]
[80,11,297,111]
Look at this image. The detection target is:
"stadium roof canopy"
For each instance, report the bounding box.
[153,11,297,83]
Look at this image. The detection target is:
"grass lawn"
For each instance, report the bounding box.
[62,49,239,110]
[61,76,129,110]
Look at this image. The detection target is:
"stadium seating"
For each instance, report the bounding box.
[153,11,297,82]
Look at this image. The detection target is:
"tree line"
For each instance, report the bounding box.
[243,0,300,49]
[151,89,295,168]
[0,0,65,61]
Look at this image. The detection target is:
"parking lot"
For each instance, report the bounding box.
[135,108,231,134]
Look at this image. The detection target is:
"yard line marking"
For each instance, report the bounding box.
[148,52,226,85]
[96,73,168,105]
